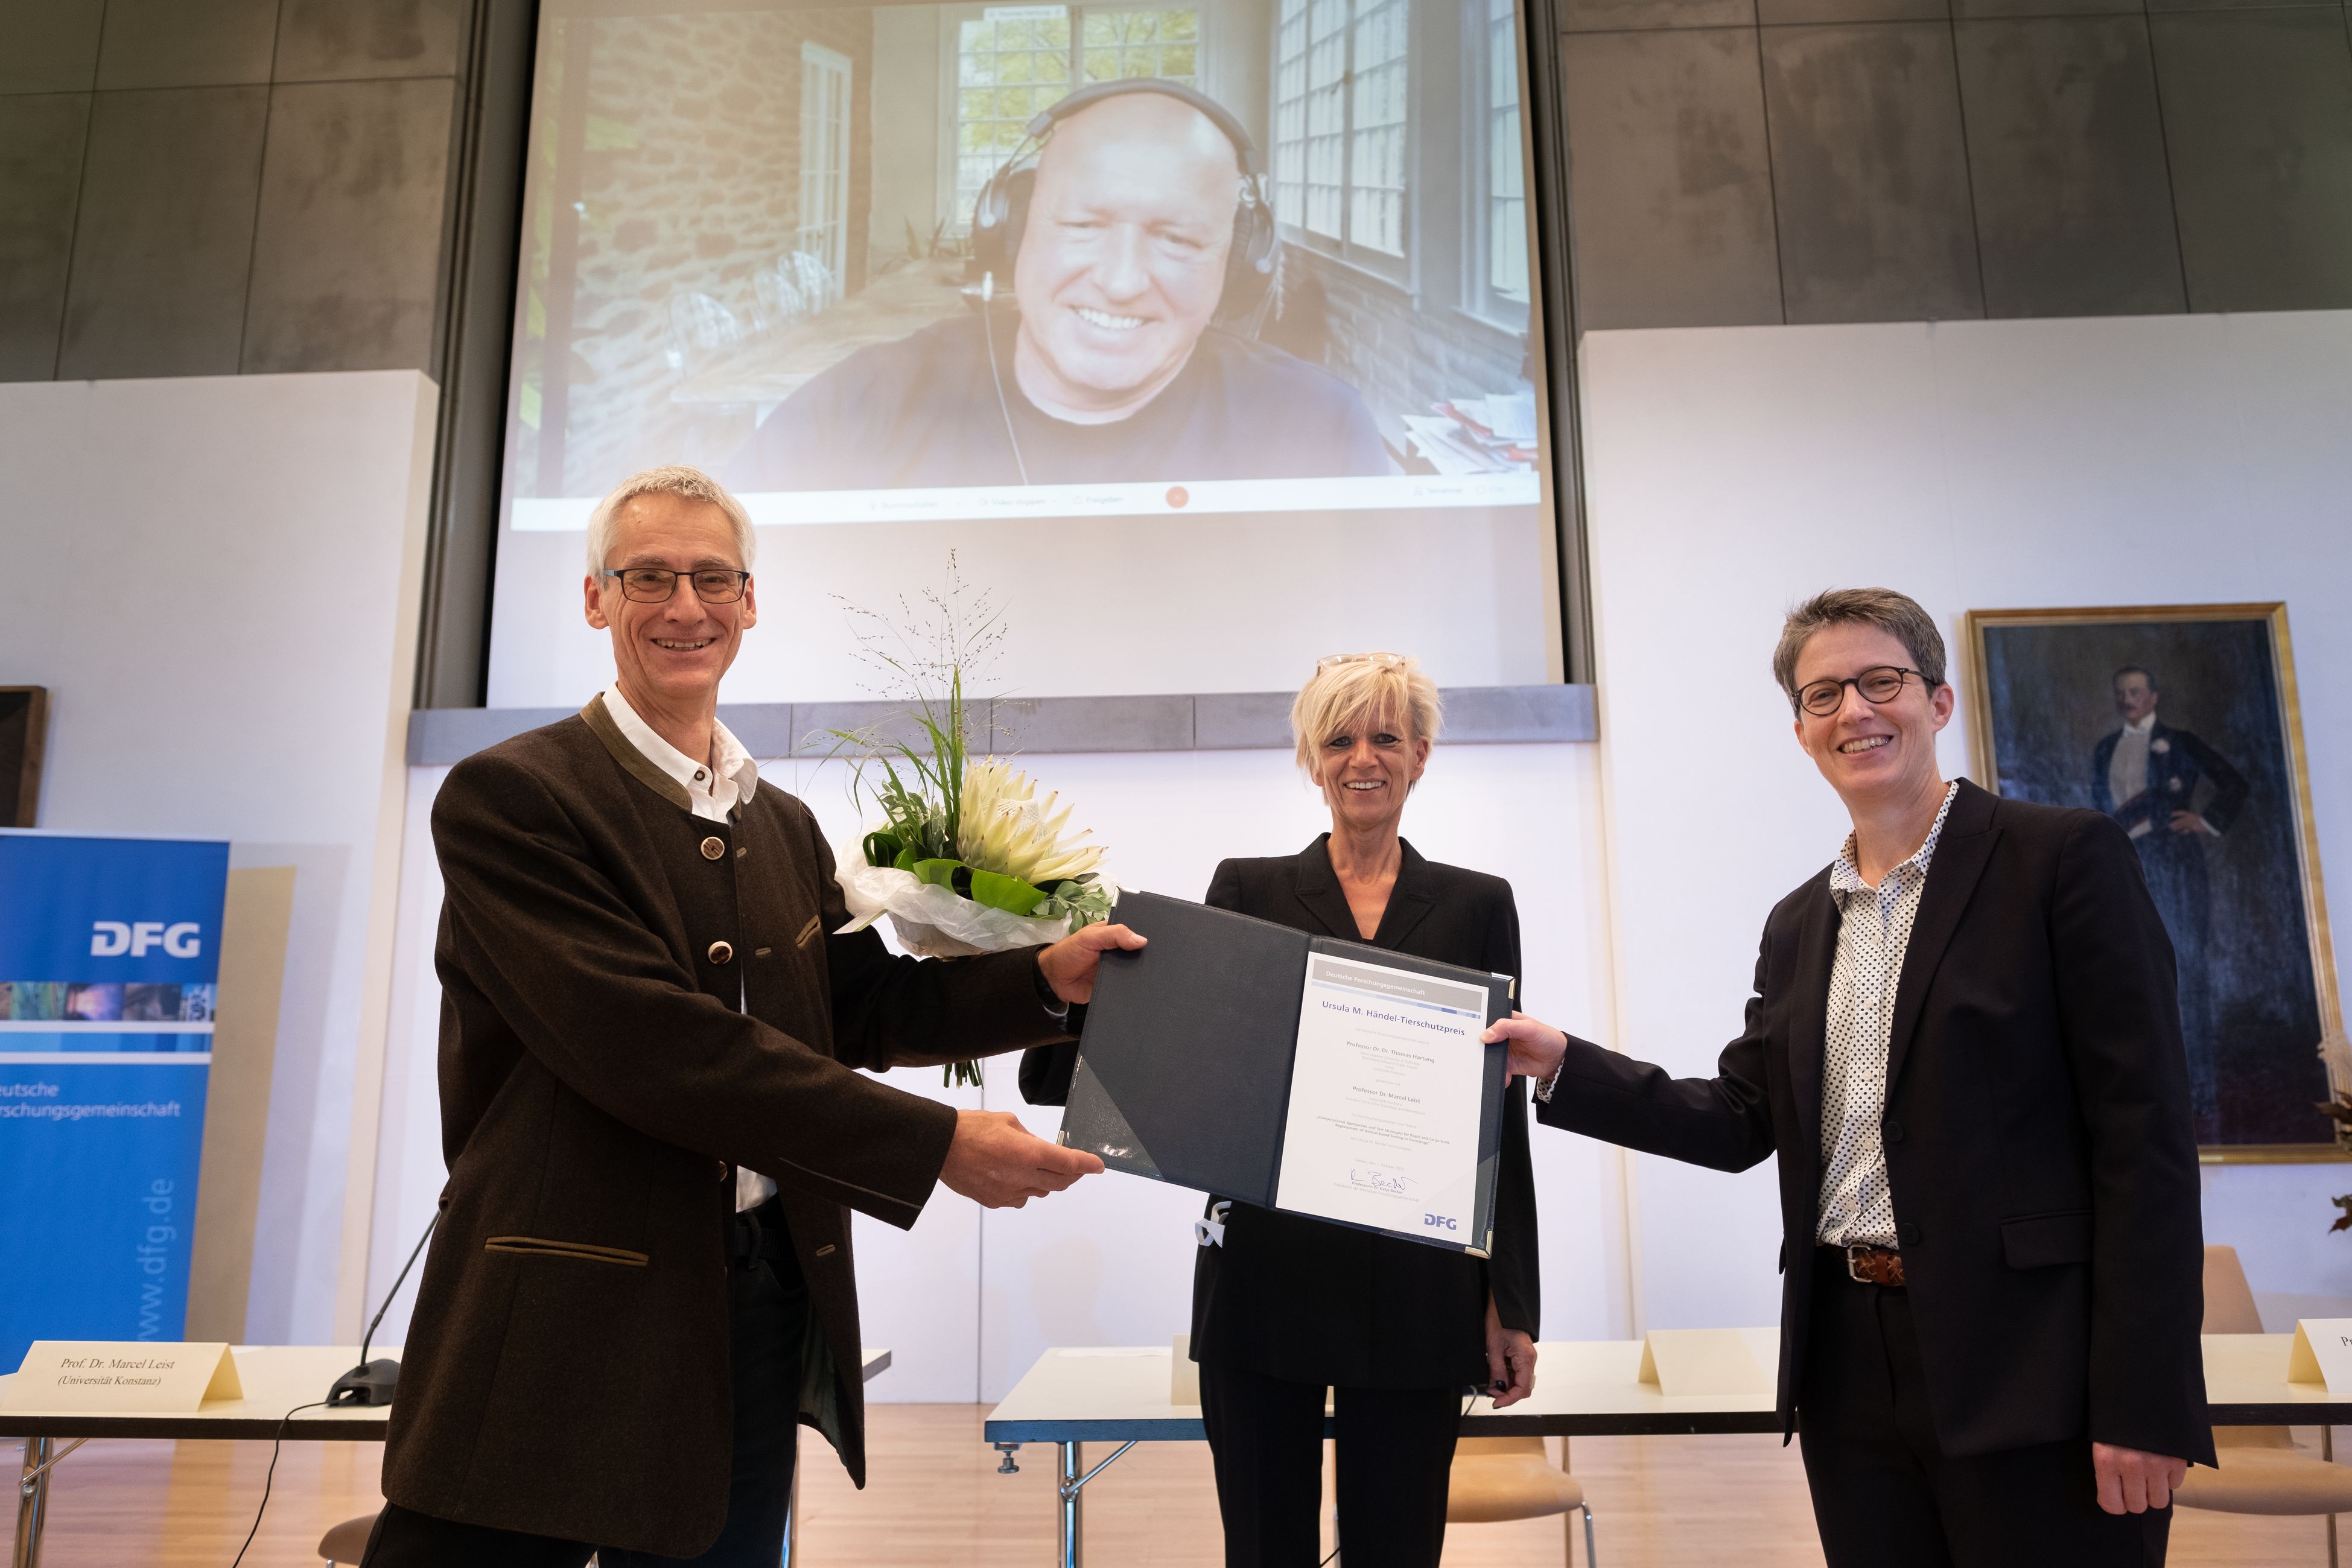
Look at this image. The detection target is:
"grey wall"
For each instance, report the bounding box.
[1557,1,2352,328]
[0,0,466,381]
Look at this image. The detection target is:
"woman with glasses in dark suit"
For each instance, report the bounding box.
[1023,652,1540,1568]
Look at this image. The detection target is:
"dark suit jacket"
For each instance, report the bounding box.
[1535,780,2213,1464]
[380,700,1070,1556]
[2091,720,2248,835]
[1025,836,1539,1388]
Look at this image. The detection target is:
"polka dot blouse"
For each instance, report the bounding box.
[1816,781,1959,1249]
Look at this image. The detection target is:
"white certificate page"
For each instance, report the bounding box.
[1271,954,1492,1245]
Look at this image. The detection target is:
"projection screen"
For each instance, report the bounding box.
[486,0,1565,704]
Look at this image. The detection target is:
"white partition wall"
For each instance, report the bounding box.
[1579,311,2352,1333]
[369,740,1627,1396]
[0,371,437,1345]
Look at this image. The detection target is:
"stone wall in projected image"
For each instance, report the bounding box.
[547,9,876,495]
[1276,245,1530,441]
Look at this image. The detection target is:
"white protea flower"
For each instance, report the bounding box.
[959,759,1105,886]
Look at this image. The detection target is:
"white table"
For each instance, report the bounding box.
[983,1335,2352,1567]
[4,1343,891,1568]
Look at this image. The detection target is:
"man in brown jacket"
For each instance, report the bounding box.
[364,465,1139,1566]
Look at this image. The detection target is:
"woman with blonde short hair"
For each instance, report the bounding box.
[1025,652,1540,1567]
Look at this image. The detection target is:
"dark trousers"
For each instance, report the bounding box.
[363,1201,812,1568]
[1798,1247,2170,1568]
[1197,1359,1462,1568]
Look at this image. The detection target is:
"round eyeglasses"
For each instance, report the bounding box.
[1796,665,1923,717]
[600,567,750,603]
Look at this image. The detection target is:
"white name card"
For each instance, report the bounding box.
[1638,1328,1773,1398]
[2287,1319,2352,1391]
[2,1342,243,1414]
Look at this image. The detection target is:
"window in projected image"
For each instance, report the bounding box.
[501,0,1550,532]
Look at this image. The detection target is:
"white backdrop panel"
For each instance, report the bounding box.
[1578,311,2352,1333]
[0,371,436,1345]
[374,738,1622,1403]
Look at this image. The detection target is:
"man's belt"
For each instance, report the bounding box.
[1828,1242,1905,1287]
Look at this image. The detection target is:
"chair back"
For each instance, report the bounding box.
[2204,1243,2293,1449]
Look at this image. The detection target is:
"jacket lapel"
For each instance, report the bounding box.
[1884,781,2000,1092]
[1788,875,1839,1154]
[580,694,695,811]
[1291,836,1438,947]
[1370,840,1439,951]
[1291,836,1360,939]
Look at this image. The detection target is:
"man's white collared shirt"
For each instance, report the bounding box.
[2109,713,2157,838]
[600,683,760,823]
[1816,781,1959,1249]
[599,684,775,1210]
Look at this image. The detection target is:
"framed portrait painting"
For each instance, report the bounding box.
[1962,606,2343,1160]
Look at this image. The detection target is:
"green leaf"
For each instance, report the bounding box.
[912,857,964,889]
[968,868,1049,916]
[863,830,902,868]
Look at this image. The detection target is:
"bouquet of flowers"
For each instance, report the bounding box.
[824,562,1116,1084]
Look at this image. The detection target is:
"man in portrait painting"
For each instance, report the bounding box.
[2091,664,2249,1120]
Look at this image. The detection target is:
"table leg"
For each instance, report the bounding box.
[2327,1426,2339,1568]
[12,1437,51,1568]
[1058,1441,1082,1568]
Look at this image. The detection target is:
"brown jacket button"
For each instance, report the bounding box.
[708,941,734,964]
[701,836,725,860]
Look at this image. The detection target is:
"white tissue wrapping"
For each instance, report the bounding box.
[831,836,1072,958]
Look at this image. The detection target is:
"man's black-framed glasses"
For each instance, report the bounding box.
[1796,665,1922,717]
[601,567,751,603]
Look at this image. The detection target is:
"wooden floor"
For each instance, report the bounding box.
[11,1407,2342,1565]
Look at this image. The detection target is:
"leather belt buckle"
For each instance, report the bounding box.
[1844,1243,1905,1287]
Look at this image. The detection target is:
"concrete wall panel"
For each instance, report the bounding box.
[1955,16,2184,318]
[59,86,267,379]
[0,95,89,380]
[95,0,279,90]
[275,0,469,84]
[1560,0,1754,32]
[243,77,458,373]
[1759,23,1983,323]
[0,0,105,94]
[1560,28,1784,329]
[2150,10,2352,313]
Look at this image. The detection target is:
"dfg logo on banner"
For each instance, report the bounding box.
[0,833,230,1370]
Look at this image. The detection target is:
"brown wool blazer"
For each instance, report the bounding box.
[378,701,1071,1556]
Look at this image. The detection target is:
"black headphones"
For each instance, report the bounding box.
[970,77,1280,330]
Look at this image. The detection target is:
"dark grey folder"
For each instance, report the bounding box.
[1060,890,1514,1255]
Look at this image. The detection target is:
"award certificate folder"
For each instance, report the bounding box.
[1060,891,1514,1255]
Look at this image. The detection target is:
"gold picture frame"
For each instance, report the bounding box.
[1960,605,2342,1163]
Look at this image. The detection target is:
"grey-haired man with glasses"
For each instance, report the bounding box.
[1486,588,2210,1567]
[366,465,1143,1566]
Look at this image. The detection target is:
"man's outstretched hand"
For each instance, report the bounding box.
[1482,1012,1569,1084]
[940,1109,1104,1208]
[2091,1442,2187,1514]
[1038,922,1146,1006]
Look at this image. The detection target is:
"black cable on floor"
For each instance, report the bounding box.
[229,1399,329,1567]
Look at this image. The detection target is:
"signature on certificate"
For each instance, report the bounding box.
[1349,1168,1413,1195]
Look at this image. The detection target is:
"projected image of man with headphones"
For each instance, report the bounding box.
[746,78,1390,492]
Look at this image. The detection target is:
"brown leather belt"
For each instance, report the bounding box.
[1826,1243,1905,1287]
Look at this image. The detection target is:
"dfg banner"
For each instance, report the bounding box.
[0,833,231,1370]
